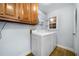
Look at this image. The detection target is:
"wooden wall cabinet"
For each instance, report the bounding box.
[0,3,19,20]
[0,4,5,16]
[19,3,38,24]
[0,3,38,25]
[19,3,31,23]
[30,3,38,24]
[5,3,18,19]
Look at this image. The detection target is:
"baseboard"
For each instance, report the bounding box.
[57,44,75,53]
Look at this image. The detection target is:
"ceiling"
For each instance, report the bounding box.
[39,3,75,14]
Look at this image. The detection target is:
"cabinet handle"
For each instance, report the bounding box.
[73,33,76,35]
[0,32,2,40]
[0,12,3,15]
[18,16,20,19]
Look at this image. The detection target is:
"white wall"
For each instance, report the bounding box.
[47,5,75,51]
[38,10,46,22]
[0,22,31,56]
[37,10,48,29]
[0,22,6,39]
[74,4,79,55]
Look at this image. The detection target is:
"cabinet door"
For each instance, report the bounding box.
[30,3,38,24]
[42,36,51,56]
[32,34,41,56]
[19,3,30,23]
[50,33,57,53]
[5,3,18,19]
[0,3,5,15]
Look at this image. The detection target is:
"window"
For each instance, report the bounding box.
[49,17,56,29]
